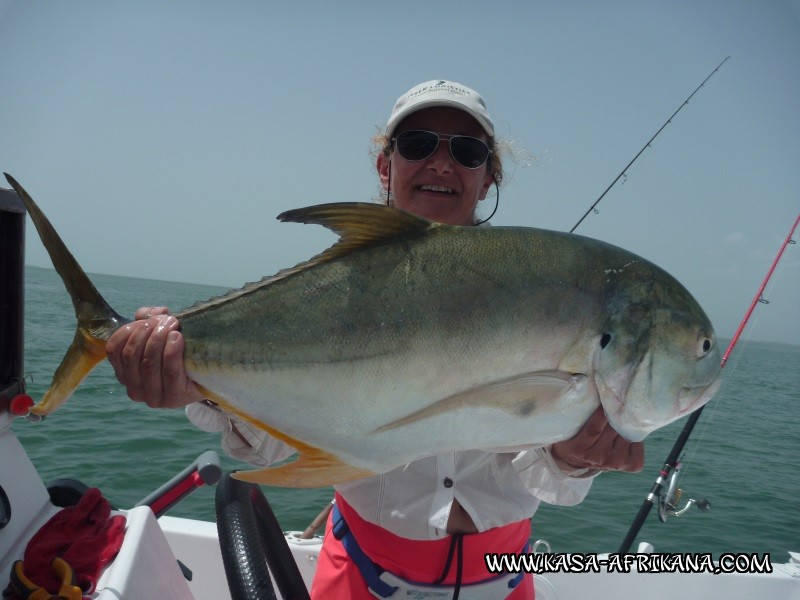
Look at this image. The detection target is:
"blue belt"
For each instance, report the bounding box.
[331,503,527,599]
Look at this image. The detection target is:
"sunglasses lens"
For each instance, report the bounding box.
[394,131,490,168]
[451,137,490,169]
[395,131,439,161]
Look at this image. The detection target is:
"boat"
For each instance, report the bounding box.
[1,188,798,599]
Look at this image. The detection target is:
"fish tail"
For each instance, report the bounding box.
[4,173,130,415]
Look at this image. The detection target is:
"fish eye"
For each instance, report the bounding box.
[600,333,612,349]
[697,336,713,358]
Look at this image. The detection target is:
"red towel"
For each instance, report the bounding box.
[18,487,126,594]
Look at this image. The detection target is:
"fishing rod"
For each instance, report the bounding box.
[570,56,729,234]
[617,210,800,554]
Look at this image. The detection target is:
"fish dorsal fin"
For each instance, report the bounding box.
[278,202,437,262]
[179,202,437,318]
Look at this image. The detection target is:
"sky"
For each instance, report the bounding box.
[0,1,798,345]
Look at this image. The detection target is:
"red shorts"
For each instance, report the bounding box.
[310,493,534,599]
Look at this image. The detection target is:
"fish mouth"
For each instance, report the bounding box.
[677,371,723,415]
[595,362,723,442]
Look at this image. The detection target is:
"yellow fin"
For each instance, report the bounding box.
[197,385,375,488]
[232,454,374,489]
[179,202,437,319]
[277,202,437,264]
[5,174,129,416]
[31,330,108,415]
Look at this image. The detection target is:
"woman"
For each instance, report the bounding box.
[107,80,644,598]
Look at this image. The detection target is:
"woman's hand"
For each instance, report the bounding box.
[106,306,204,408]
[550,407,645,474]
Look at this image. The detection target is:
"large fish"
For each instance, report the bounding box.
[6,174,721,488]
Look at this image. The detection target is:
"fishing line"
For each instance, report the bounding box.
[675,346,743,484]
[678,242,793,484]
[618,211,800,553]
[570,56,729,234]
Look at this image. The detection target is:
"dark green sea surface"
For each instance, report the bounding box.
[13,266,800,561]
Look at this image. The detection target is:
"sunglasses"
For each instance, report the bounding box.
[392,130,492,169]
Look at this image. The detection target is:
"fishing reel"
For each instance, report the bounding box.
[657,462,711,523]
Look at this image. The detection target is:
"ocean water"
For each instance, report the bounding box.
[12,266,800,561]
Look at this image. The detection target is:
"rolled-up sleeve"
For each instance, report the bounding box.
[185,402,296,467]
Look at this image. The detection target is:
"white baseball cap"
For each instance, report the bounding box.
[385,80,494,138]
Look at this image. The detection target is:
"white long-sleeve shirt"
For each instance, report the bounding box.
[187,402,595,540]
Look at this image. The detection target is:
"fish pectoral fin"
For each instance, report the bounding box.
[232,452,374,489]
[31,329,108,415]
[373,371,588,433]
